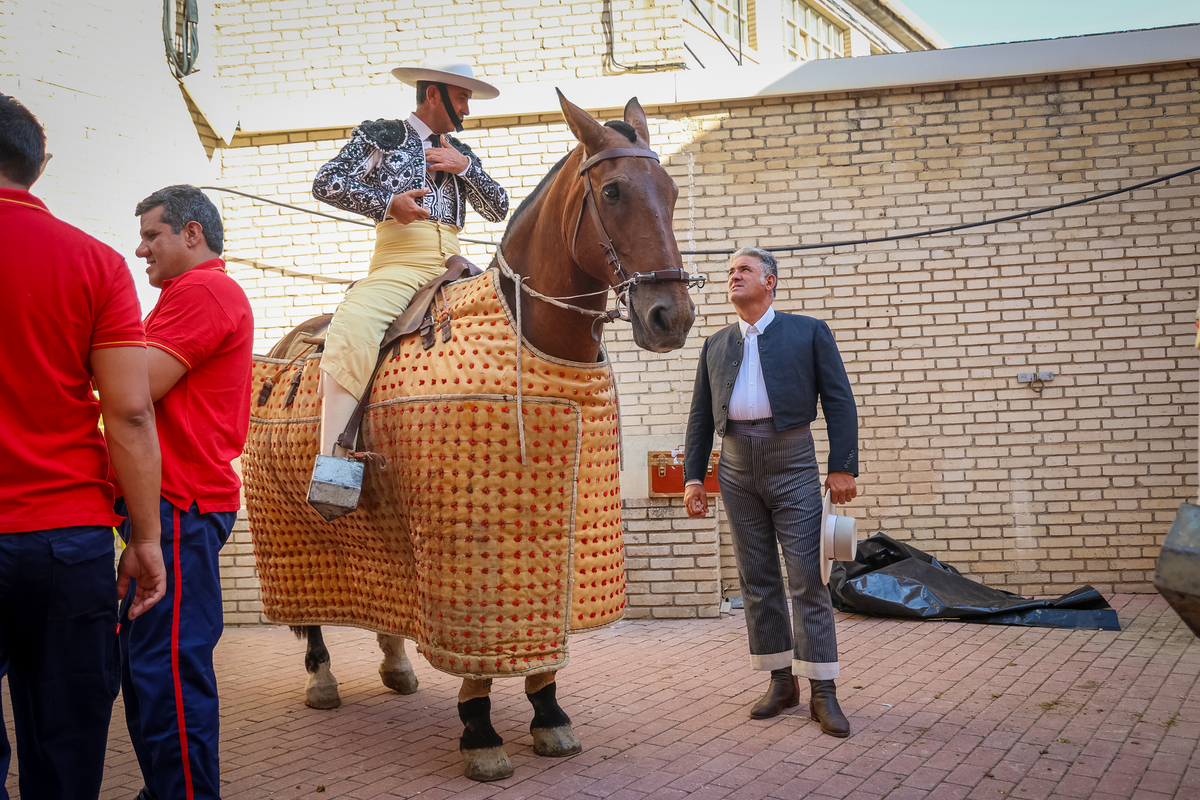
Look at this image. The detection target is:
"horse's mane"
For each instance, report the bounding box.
[501,120,639,244]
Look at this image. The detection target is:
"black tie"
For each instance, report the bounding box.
[427,133,441,147]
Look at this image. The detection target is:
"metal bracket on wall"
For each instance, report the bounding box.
[1017,372,1055,393]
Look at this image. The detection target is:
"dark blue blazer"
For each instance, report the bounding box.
[684,311,858,481]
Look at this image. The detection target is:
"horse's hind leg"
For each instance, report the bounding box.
[526,671,582,757]
[376,634,418,694]
[458,677,513,782]
[294,625,340,709]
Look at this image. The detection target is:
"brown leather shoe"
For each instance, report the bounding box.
[750,675,799,719]
[809,679,850,737]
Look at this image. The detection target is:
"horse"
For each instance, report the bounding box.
[243,90,698,782]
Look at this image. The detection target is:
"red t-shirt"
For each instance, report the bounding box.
[0,188,146,533]
[144,259,254,513]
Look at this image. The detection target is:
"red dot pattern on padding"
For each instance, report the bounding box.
[244,269,625,678]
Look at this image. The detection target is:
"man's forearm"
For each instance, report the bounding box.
[106,413,162,544]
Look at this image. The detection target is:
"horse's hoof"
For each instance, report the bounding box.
[379,663,419,695]
[304,662,341,709]
[462,746,514,782]
[531,725,582,757]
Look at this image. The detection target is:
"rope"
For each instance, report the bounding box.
[199,186,501,247]
[495,248,623,319]
[509,259,527,465]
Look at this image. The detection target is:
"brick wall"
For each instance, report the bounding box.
[211,0,685,99]
[215,60,1200,622]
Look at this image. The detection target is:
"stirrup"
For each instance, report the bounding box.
[307,453,364,521]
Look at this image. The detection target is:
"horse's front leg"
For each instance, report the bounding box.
[526,671,582,756]
[376,634,419,694]
[458,677,513,782]
[294,625,340,709]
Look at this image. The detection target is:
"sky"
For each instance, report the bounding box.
[901,0,1200,47]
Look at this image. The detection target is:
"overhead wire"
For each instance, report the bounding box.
[203,161,1200,280]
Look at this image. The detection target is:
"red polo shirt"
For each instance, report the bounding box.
[0,188,146,533]
[143,259,253,513]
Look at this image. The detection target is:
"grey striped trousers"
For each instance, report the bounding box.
[718,430,840,680]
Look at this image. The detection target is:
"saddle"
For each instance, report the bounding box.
[255,255,482,444]
[337,255,482,449]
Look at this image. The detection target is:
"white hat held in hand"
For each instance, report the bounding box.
[820,489,858,585]
[391,56,500,99]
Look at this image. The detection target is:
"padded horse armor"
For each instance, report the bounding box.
[244,268,625,678]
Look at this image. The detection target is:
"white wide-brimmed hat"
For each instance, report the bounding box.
[391,57,499,99]
[820,489,858,585]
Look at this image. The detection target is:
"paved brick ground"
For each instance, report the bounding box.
[5,594,1199,799]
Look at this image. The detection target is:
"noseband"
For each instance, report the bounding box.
[572,147,706,295]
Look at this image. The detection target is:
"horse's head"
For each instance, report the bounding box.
[558,92,697,353]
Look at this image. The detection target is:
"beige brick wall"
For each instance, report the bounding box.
[211,0,686,99]
[214,61,1200,622]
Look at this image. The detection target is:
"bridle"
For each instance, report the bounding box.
[496,145,706,341]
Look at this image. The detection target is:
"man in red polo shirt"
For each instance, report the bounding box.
[116,184,253,800]
[0,93,166,800]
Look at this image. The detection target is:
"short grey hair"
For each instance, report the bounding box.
[134,184,224,255]
[732,246,778,297]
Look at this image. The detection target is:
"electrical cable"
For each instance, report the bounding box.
[688,0,741,65]
[602,0,686,72]
[163,0,199,78]
[683,162,1200,256]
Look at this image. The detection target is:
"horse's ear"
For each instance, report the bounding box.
[623,97,650,145]
[557,89,608,154]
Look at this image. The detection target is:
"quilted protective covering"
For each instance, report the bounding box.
[244,269,625,677]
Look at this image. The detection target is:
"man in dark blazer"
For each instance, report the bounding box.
[684,247,858,737]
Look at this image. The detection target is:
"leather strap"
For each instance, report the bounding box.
[577,147,659,174]
[570,147,660,279]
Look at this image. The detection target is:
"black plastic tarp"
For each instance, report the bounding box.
[828,534,1121,631]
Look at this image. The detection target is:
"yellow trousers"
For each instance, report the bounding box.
[322,219,460,398]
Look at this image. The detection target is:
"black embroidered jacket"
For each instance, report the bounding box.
[312,118,509,226]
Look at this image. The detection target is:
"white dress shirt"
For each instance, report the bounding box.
[728,306,775,421]
[685,306,776,489]
[407,113,469,176]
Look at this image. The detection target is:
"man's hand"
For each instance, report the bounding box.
[825,472,857,505]
[426,137,469,174]
[117,536,166,619]
[387,188,431,224]
[685,483,709,518]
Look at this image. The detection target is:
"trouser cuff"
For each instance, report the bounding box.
[794,659,839,680]
[749,650,793,671]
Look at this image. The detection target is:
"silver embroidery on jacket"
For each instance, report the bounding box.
[312,118,509,226]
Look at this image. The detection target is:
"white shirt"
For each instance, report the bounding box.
[684,305,776,489]
[728,306,775,421]
[407,114,469,176]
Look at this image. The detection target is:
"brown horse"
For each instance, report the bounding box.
[259,91,697,782]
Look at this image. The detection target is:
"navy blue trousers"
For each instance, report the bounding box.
[116,499,232,800]
[0,525,120,800]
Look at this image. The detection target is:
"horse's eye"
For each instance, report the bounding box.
[602,184,620,201]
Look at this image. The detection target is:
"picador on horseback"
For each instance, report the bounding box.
[243,54,700,782]
[310,57,509,497]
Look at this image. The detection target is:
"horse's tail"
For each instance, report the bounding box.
[290,625,310,640]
